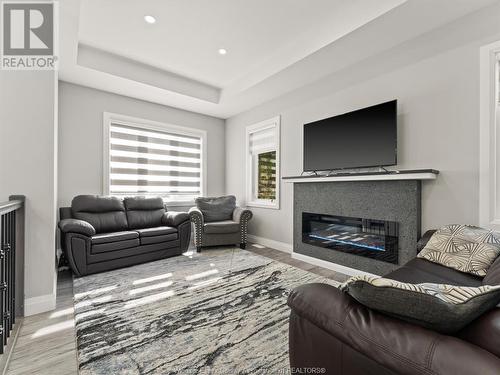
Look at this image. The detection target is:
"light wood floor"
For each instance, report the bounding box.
[4,244,348,374]
[5,271,77,375]
[246,244,349,282]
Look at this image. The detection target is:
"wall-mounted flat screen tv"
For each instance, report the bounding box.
[303,100,397,171]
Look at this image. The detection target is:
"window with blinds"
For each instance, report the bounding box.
[106,119,204,203]
[246,116,280,209]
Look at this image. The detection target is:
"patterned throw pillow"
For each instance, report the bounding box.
[341,275,500,333]
[417,224,500,277]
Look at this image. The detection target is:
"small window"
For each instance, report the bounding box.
[103,113,206,206]
[257,151,277,200]
[246,116,280,209]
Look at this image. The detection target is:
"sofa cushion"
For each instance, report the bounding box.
[136,226,177,237]
[204,220,240,234]
[385,258,482,287]
[72,195,128,234]
[91,239,140,254]
[124,196,166,229]
[140,233,178,245]
[91,231,139,244]
[417,224,500,277]
[341,275,500,333]
[195,195,236,223]
[87,239,162,262]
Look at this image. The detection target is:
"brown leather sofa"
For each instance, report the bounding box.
[59,195,191,276]
[287,230,500,375]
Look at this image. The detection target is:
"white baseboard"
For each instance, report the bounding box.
[24,293,56,316]
[291,252,379,277]
[247,235,293,253]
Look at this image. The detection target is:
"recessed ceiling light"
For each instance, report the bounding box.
[144,15,156,24]
[218,48,227,55]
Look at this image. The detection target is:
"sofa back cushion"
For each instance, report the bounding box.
[59,207,72,220]
[72,195,128,234]
[124,196,165,229]
[458,307,500,357]
[484,255,500,286]
[459,257,500,357]
[195,195,236,223]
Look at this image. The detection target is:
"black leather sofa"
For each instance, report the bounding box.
[58,195,191,276]
[287,230,500,375]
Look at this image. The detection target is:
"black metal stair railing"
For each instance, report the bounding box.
[0,196,24,354]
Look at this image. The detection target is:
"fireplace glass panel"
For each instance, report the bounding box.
[302,212,399,264]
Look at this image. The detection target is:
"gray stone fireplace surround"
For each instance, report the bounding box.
[292,179,422,275]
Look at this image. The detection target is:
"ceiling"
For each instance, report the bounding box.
[79,0,405,88]
[59,0,499,118]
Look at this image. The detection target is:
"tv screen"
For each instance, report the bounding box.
[303,100,397,171]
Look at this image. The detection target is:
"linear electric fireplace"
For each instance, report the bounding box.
[302,212,399,264]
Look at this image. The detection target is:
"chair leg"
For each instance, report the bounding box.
[240,243,246,250]
[197,246,202,253]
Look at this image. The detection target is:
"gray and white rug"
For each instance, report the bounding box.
[73,248,340,374]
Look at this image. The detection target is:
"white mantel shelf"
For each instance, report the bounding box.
[282,169,439,183]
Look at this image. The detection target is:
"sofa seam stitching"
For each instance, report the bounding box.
[426,337,439,370]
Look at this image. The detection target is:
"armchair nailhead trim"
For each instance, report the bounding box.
[189,212,204,247]
[239,211,252,245]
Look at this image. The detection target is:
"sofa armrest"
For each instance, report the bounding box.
[162,211,189,227]
[188,207,204,224]
[288,283,500,375]
[232,207,252,245]
[58,218,96,237]
[63,233,90,277]
[232,207,253,223]
[189,207,204,247]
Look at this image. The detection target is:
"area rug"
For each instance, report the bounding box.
[73,248,340,374]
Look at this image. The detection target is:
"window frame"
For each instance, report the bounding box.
[102,112,207,207]
[245,116,281,210]
[479,41,500,230]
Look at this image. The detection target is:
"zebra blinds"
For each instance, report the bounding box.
[249,125,276,155]
[109,123,202,201]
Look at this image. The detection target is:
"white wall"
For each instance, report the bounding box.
[225,5,500,247]
[0,70,58,315]
[58,82,225,208]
